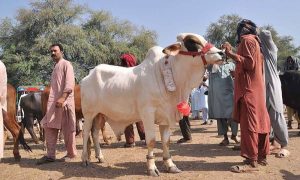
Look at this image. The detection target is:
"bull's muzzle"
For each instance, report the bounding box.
[218,50,227,63]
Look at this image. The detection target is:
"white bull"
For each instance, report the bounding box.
[80,33,224,176]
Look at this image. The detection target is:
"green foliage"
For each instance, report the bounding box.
[205,14,300,70]
[0,0,157,87]
[205,14,242,48]
[261,25,300,71]
[82,11,157,66]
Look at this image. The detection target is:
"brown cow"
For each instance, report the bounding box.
[41,85,110,144]
[4,84,31,161]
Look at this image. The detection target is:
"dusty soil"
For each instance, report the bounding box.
[1,118,300,180]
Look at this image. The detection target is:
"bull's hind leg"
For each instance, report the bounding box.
[159,125,181,173]
[92,114,104,163]
[37,122,44,142]
[23,116,39,144]
[3,110,21,161]
[81,114,94,166]
[100,118,112,145]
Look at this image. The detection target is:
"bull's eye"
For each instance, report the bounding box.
[218,51,225,56]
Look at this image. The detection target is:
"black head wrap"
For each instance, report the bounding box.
[236,19,258,44]
[285,56,300,71]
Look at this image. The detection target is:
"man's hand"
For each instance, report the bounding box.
[56,92,70,108]
[230,70,235,78]
[221,42,239,62]
[221,42,232,54]
[202,82,209,88]
[56,97,65,108]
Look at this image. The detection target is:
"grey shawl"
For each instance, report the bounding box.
[260,29,284,113]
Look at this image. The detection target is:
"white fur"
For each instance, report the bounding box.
[80,33,223,175]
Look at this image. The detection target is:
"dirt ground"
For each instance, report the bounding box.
[1,118,300,180]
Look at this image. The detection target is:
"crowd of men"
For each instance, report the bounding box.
[178,19,299,172]
[0,18,299,174]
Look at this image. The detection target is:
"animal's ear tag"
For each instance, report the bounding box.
[162,59,176,92]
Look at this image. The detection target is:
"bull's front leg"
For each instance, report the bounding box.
[159,125,181,173]
[143,117,160,176]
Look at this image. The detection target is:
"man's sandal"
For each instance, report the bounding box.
[230,165,259,173]
[36,156,55,165]
[275,149,290,158]
[258,159,268,166]
[219,139,229,146]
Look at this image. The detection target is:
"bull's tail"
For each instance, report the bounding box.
[18,129,32,152]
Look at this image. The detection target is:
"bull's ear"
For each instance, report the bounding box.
[162,43,181,56]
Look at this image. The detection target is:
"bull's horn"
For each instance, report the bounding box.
[183,35,204,47]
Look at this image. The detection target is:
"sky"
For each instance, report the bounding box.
[0,0,300,48]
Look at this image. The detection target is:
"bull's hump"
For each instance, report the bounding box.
[95,64,129,74]
[143,46,164,63]
[96,64,117,70]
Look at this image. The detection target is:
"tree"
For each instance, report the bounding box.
[205,14,242,48]
[0,0,157,87]
[0,0,86,86]
[205,14,300,70]
[261,25,300,70]
[82,11,157,67]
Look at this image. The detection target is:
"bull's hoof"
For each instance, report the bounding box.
[103,136,113,141]
[102,141,111,146]
[167,166,182,173]
[96,157,105,163]
[75,131,82,138]
[106,141,112,146]
[147,168,160,176]
[116,135,122,142]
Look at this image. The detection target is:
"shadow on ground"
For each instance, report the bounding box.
[1,156,240,179]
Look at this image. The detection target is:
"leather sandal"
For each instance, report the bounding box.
[258,158,268,166]
[177,138,192,144]
[124,143,136,148]
[231,135,240,144]
[219,139,229,146]
[230,165,259,173]
[36,156,55,165]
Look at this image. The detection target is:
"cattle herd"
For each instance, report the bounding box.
[3,33,300,177]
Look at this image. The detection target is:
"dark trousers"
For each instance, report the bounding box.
[179,116,192,140]
[124,121,145,144]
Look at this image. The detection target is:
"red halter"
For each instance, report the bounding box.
[178,43,214,66]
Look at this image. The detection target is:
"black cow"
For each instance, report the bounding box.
[279,70,300,115]
[20,92,43,144]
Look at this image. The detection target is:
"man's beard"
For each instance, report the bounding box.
[52,55,61,61]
